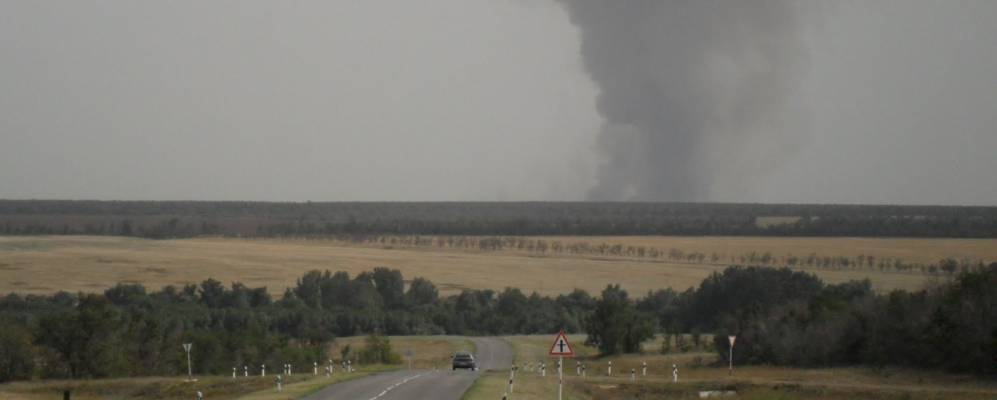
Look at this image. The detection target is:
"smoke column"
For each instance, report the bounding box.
[559,1,810,201]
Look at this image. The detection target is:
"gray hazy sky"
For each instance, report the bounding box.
[1,1,995,205]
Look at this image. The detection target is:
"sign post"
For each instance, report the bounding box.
[728,335,737,376]
[548,331,574,400]
[182,343,193,381]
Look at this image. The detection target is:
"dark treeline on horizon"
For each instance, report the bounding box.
[2,200,997,238]
[1,264,994,383]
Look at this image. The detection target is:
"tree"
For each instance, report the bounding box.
[358,334,401,365]
[198,278,226,308]
[372,268,405,309]
[0,323,34,382]
[406,277,439,307]
[35,294,124,378]
[585,285,653,355]
[295,270,325,309]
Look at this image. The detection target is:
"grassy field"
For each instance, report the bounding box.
[0,335,467,400]
[331,335,475,371]
[3,235,994,296]
[463,335,997,400]
[0,366,392,400]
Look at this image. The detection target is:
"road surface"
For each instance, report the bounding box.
[302,337,512,400]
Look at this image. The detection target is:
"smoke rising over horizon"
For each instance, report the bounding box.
[1,1,996,205]
[560,1,810,201]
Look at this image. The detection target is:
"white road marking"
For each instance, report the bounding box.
[367,373,425,400]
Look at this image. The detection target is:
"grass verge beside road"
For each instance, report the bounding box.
[0,366,391,400]
[462,335,997,400]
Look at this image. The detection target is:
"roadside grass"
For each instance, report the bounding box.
[463,335,997,400]
[1,235,984,297]
[236,365,393,400]
[0,366,394,400]
[331,335,475,371]
[0,336,470,400]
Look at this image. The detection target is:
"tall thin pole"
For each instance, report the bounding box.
[727,335,736,376]
[182,343,193,381]
[558,355,563,400]
[729,347,733,375]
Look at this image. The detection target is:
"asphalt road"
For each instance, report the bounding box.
[302,337,513,400]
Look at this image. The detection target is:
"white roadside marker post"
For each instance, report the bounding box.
[231,367,236,379]
[642,361,647,377]
[262,364,265,377]
[244,365,248,378]
[608,360,612,377]
[314,362,318,375]
[630,368,635,383]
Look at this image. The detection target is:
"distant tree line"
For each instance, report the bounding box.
[1,264,995,383]
[2,200,996,238]
[302,235,990,276]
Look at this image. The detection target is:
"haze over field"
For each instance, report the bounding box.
[1,0,996,204]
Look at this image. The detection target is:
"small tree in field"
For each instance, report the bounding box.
[358,335,401,365]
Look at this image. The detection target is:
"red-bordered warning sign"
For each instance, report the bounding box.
[548,330,574,356]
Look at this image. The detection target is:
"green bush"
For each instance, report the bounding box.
[358,335,401,365]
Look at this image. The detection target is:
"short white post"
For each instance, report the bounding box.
[262,364,266,377]
[642,361,647,376]
[231,367,236,379]
[672,364,678,383]
[608,360,612,376]
[630,368,636,382]
[314,362,318,375]
[244,365,248,377]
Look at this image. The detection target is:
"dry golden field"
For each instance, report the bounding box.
[1,235,994,296]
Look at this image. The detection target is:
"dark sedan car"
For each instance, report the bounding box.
[451,351,477,371]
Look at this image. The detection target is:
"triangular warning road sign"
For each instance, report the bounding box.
[548,331,574,356]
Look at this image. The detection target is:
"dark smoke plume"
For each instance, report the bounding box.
[560,1,809,201]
